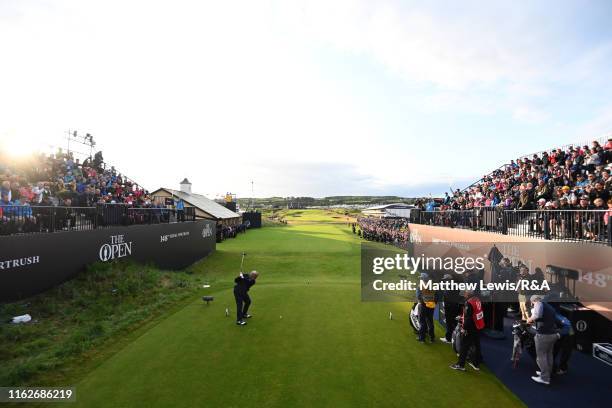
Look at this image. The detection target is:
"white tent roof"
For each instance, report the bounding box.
[364,203,415,211]
[154,188,240,220]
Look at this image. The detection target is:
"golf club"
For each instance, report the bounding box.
[240,252,247,273]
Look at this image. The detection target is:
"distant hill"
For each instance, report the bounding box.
[237,196,418,209]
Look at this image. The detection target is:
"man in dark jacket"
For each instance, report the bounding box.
[234,270,259,326]
[440,274,462,344]
[492,257,516,330]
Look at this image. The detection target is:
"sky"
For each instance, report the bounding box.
[1,0,612,198]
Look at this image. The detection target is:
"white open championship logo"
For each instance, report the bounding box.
[99,234,133,262]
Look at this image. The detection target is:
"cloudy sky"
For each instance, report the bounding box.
[1,0,612,198]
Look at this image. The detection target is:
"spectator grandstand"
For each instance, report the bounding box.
[362,136,612,245]
[0,148,192,234]
[442,137,611,212]
[1,148,148,205]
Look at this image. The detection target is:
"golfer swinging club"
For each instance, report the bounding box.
[234,260,259,325]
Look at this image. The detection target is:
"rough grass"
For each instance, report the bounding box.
[0,261,203,387]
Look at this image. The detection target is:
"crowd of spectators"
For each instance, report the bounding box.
[436,139,611,212]
[0,148,164,234]
[413,139,612,241]
[217,222,248,243]
[1,149,150,206]
[1,148,252,239]
[355,217,410,247]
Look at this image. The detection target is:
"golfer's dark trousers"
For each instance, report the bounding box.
[418,305,435,341]
[444,303,460,342]
[234,290,251,321]
[458,330,482,367]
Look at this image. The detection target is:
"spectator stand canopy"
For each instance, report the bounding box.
[361,203,416,219]
[151,179,241,226]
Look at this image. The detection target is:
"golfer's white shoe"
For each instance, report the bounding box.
[531,376,550,385]
[236,320,247,326]
[440,337,451,344]
[468,362,480,371]
[244,314,252,318]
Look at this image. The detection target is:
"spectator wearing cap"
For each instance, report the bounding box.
[560,185,571,199]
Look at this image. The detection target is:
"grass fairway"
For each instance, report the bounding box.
[71,211,523,408]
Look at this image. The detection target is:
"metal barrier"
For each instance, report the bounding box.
[410,208,612,245]
[0,204,195,236]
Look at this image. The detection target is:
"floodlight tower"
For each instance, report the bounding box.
[250,180,254,210]
[66,130,96,160]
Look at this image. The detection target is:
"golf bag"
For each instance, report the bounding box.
[511,321,537,367]
[451,315,480,365]
[451,315,464,354]
[409,303,421,333]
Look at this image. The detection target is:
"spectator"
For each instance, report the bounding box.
[416,273,437,344]
[527,295,560,385]
[406,138,611,243]
[517,264,531,321]
[176,198,185,222]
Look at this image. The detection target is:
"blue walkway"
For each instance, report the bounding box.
[481,318,610,408]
